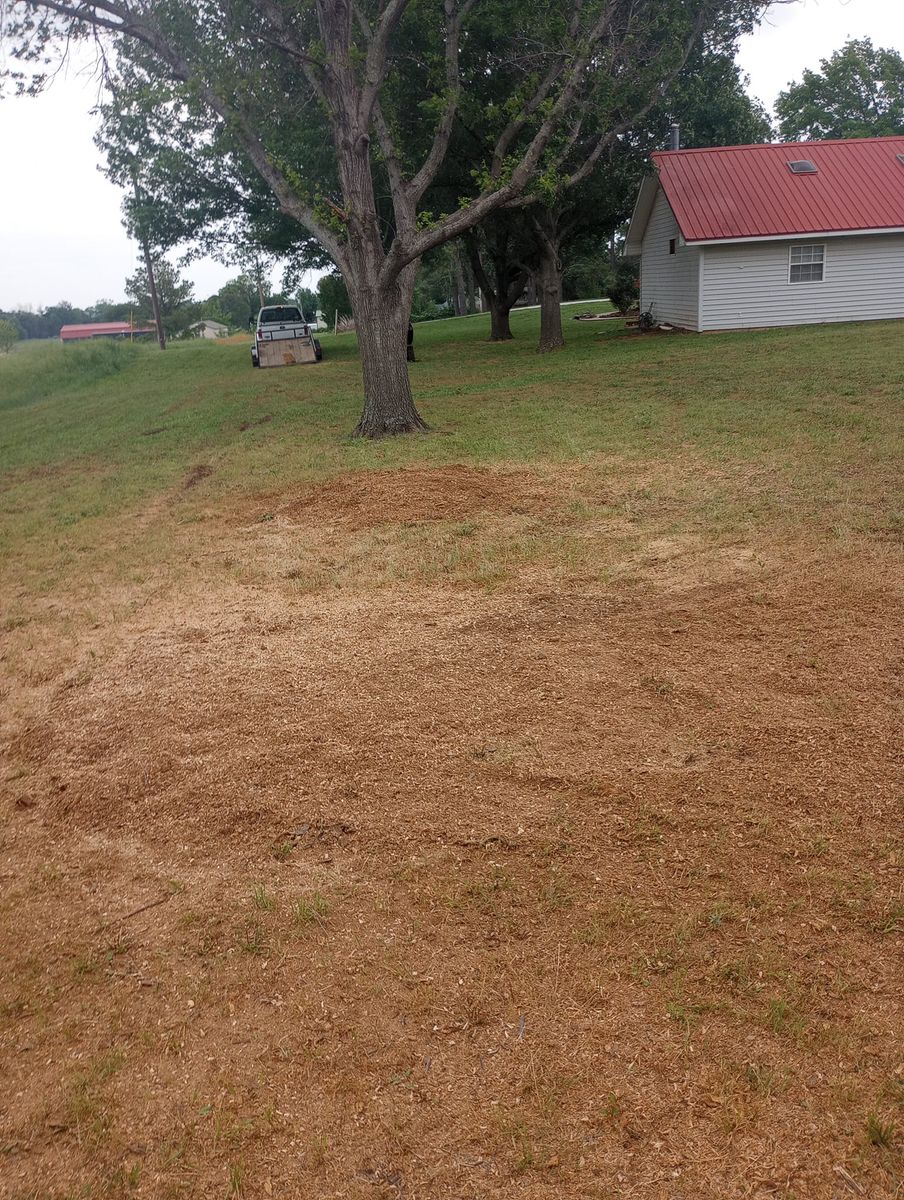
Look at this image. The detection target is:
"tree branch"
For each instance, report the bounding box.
[507,2,712,212]
[16,0,133,37]
[372,99,414,234]
[383,1,617,279]
[248,0,330,110]
[404,0,478,204]
[357,0,410,131]
[489,0,587,179]
[41,1,349,266]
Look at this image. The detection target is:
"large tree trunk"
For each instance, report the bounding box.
[488,298,514,341]
[140,233,166,351]
[350,278,427,439]
[465,233,525,342]
[536,233,565,353]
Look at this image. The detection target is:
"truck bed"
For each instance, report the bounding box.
[258,337,317,368]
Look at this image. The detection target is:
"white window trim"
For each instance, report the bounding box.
[788,242,826,284]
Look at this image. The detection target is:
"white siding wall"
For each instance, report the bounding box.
[640,190,701,330]
[700,233,904,330]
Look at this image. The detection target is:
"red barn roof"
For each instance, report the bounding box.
[625,136,904,252]
[60,322,155,341]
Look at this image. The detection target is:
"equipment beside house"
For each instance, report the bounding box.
[624,135,904,332]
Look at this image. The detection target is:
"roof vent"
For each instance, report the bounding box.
[788,159,818,174]
[897,154,904,165]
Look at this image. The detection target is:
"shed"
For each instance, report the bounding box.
[189,319,229,339]
[624,136,904,331]
[60,322,155,342]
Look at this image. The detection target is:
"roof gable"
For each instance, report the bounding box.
[655,137,904,244]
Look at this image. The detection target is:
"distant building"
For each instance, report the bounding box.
[60,322,155,342]
[189,319,229,339]
[625,135,904,331]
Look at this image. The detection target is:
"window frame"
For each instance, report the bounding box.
[668,238,677,255]
[788,243,826,285]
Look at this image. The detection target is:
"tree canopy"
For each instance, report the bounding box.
[125,259,195,339]
[776,39,904,142]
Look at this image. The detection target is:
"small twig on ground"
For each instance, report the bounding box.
[94,893,174,934]
[834,1166,864,1195]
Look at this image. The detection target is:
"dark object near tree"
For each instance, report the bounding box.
[406,323,416,363]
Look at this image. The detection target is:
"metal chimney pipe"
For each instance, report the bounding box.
[669,123,680,151]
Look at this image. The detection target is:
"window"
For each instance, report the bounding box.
[789,243,825,283]
[788,159,818,174]
[259,306,303,323]
[669,238,677,255]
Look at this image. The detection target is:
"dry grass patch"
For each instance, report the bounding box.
[1,317,902,1198]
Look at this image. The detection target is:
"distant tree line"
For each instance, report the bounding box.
[0,264,355,342]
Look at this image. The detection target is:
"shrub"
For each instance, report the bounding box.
[0,318,20,354]
[608,261,639,314]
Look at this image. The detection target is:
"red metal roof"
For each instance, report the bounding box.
[60,322,155,341]
[654,136,904,243]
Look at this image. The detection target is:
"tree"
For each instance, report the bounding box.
[776,39,904,142]
[664,50,771,148]
[0,317,19,353]
[318,274,353,324]
[213,276,263,330]
[125,259,195,339]
[464,215,531,341]
[409,243,476,321]
[4,0,772,436]
[88,299,133,323]
[522,48,772,350]
[448,44,768,353]
[295,287,320,322]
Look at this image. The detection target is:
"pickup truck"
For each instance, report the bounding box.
[251,305,323,368]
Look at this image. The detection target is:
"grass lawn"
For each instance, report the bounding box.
[0,308,902,1199]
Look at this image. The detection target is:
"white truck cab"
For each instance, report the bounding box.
[251,305,323,368]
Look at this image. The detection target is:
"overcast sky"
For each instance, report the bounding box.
[1,0,903,312]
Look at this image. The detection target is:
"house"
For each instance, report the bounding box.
[189,319,229,339]
[60,322,155,342]
[624,136,904,332]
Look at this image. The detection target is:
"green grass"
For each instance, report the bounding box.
[293,894,331,926]
[1,307,902,616]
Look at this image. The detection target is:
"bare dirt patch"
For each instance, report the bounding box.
[239,413,273,432]
[2,536,902,1200]
[267,464,558,528]
[183,463,214,489]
